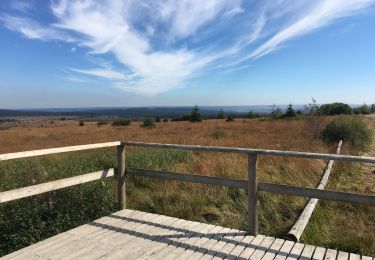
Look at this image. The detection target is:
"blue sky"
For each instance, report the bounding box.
[0,0,375,108]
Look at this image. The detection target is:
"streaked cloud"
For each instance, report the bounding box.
[1,0,374,95]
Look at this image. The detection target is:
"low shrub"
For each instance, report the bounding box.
[212,129,226,139]
[141,118,156,128]
[226,115,235,122]
[79,120,85,126]
[112,118,131,126]
[97,121,108,126]
[321,116,372,152]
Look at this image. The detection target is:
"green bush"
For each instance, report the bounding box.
[321,116,372,152]
[112,118,131,126]
[226,115,235,122]
[141,118,156,128]
[320,103,353,115]
[97,121,108,126]
[190,106,202,122]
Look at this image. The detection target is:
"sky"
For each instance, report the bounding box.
[0,0,375,109]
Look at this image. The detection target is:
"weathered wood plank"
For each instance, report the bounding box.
[249,236,275,260]
[261,238,285,260]
[274,240,295,260]
[312,247,326,260]
[117,144,126,209]
[238,235,266,259]
[248,154,258,235]
[349,253,361,260]
[122,141,375,164]
[0,142,120,161]
[225,235,255,260]
[126,168,247,188]
[258,182,375,206]
[0,169,115,203]
[300,244,316,260]
[286,242,305,260]
[337,251,349,260]
[324,249,338,260]
[286,141,342,241]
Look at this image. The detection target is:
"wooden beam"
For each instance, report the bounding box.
[0,142,121,162]
[125,168,247,188]
[122,141,375,164]
[258,182,375,206]
[117,145,126,210]
[248,154,258,236]
[0,169,115,204]
[285,141,342,241]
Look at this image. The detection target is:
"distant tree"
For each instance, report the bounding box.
[60,117,66,121]
[304,98,324,139]
[226,115,235,122]
[284,104,297,118]
[217,109,226,119]
[79,120,85,126]
[155,116,161,122]
[246,112,260,119]
[190,105,202,122]
[356,104,371,115]
[271,105,283,119]
[141,118,156,128]
[320,102,353,115]
[371,104,375,113]
[172,114,191,121]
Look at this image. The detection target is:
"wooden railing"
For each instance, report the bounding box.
[1,141,375,236]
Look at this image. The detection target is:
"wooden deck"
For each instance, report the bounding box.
[1,209,373,260]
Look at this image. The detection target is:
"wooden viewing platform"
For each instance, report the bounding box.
[2,209,373,260]
[1,141,375,259]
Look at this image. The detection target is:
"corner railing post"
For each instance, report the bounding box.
[248,153,258,235]
[117,144,126,210]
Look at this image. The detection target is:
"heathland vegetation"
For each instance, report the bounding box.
[0,101,374,256]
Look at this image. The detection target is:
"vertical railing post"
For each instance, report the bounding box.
[248,153,258,235]
[117,144,126,210]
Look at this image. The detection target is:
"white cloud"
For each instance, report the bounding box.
[1,0,375,96]
[248,0,375,59]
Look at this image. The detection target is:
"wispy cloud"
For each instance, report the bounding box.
[1,0,374,95]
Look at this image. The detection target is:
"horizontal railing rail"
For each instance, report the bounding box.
[1,140,374,236]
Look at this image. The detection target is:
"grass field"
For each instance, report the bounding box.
[0,117,374,256]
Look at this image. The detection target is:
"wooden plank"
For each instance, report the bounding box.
[125,219,198,259]
[361,256,373,260]
[181,227,234,259]
[106,218,196,259]
[300,244,316,260]
[238,235,266,259]
[258,182,375,206]
[147,221,207,260]
[248,154,258,235]
[274,240,295,260]
[286,242,305,260]
[122,141,375,164]
[211,231,247,259]
[126,168,247,189]
[117,144,126,209]
[349,253,361,260]
[248,236,275,259]
[312,247,326,260]
[337,251,349,260]
[126,168,375,206]
[324,249,338,260]
[225,235,255,260]
[0,169,115,203]
[199,229,241,259]
[286,141,342,241]
[175,226,227,260]
[0,142,120,161]
[261,238,285,260]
